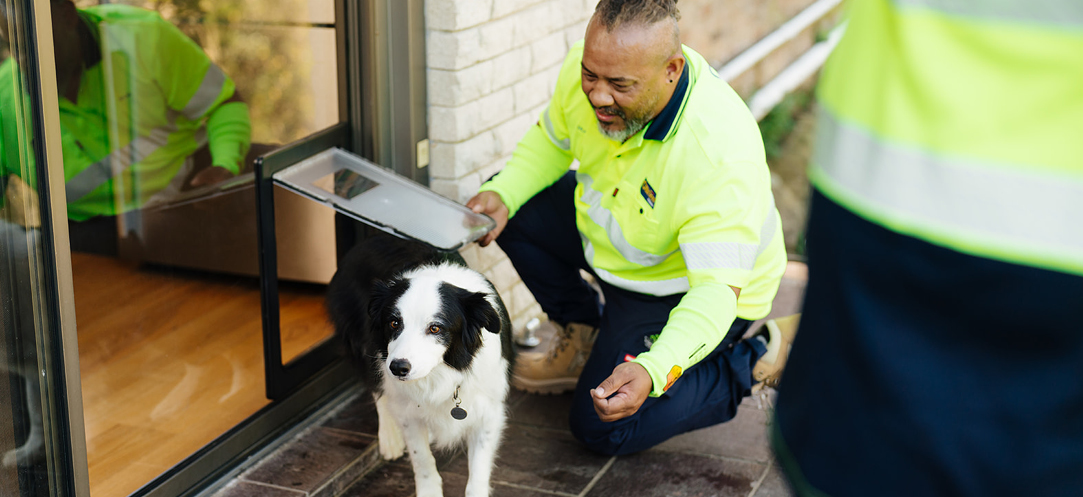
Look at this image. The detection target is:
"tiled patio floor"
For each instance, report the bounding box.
[207,263,806,497]
[209,387,791,497]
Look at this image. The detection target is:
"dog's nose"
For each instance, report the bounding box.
[389,359,411,378]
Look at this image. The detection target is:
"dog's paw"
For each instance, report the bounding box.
[415,482,444,497]
[378,423,406,460]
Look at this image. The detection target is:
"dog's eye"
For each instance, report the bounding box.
[428,324,442,334]
[390,319,401,330]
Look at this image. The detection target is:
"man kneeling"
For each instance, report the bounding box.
[466,0,792,456]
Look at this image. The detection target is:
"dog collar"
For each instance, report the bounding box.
[451,385,468,420]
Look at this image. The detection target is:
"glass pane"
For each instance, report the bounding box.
[41,1,339,495]
[1,1,64,495]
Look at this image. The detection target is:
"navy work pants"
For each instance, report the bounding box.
[496,172,766,456]
[775,189,1083,497]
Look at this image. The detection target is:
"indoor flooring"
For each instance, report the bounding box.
[72,253,332,497]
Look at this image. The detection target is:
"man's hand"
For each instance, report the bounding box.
[465,191,509,247]
[591,362,652,422]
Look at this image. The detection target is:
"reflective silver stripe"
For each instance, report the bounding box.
[892,0,1083,27]
[683,204,780,270]
[681,241,757,271]
[542,108,571,151]
[679,206,778,271]
[813,109,1083,258]
[182,63,227,120]
[583,239,691,296]
[65,128,172,202]
[577,171,677,267]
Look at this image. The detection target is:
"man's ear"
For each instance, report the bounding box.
[665,54,685,83]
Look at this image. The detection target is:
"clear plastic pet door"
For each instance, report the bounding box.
[273,148,495,251]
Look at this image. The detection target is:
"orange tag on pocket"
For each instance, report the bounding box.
[663,365,683,392]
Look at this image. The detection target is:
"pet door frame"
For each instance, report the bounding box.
[255,123,352,400]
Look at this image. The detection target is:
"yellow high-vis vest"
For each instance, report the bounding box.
[812,0,1083,276]
[480,41,786,396]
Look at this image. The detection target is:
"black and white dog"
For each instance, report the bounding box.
[327,235,514,497]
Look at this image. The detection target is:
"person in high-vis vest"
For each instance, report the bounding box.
[467,0,790,455]
[774,1,1083,496]
[0,0,250,246]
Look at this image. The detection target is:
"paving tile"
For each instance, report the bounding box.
[754,464,795,497]
[508,392,575,430]
[320,393,380,436]
[442,426,611,495]
[586,451,765,497]
[210,481,306,497]
[342,463,568,497]
[339,463,416,497]
[243,427,375,494]
[655,406,771,463]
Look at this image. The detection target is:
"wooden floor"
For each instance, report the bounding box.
[72,253,333,497]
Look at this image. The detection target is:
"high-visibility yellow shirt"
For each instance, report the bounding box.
[0,5,243,221]
[812,0,1083,275]
[480,41,786,396]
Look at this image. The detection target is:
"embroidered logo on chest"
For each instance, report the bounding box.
[640,179,656,209]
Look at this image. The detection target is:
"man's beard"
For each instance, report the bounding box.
[594,94,659,142]
[597,113,650,142]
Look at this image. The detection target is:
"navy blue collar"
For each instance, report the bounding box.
[643,62,690,142]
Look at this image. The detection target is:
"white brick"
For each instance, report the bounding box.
[427,61,495,107]
[513,70,554,113]
[475,16,517,62]
[491,46,534,91]
[477,87,516,133]
[565,19,588,48]
[512,3,558,48]
[426,0,494,32]
[480,159,508,186]
[429,172,481,204]
[492,0,546,19]
[459,244,482,269]
[559,0,591,27]
[531,31,567,73]
[429,131,499,179]
[426,28,481,70]
[428,178,459,200]
[510,282,539,313]
[486,258,522,297]
[475,243,509,271]
[428,104,477,142]
[493,109,538,156]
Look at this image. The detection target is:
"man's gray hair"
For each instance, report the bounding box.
[593,0,681,31]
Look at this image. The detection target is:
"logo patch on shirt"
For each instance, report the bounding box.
[640,179,656,208]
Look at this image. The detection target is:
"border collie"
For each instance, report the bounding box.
[327,235,514,497]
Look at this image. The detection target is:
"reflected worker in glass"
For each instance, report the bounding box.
[0,0,251,253]
[0,0,249,469]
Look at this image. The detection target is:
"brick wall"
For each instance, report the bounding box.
[424,0,600,331]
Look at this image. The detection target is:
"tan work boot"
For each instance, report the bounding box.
[751,314,800,392]
[512,321,599,394]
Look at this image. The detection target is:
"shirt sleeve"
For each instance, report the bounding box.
[632,160,776,396]
[477,46,582,217]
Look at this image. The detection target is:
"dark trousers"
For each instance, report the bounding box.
[497,172,766,455]
[775,189,1083,497]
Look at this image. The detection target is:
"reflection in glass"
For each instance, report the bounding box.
[3,1,338,496]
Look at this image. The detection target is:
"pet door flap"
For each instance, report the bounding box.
[273,148,494,251]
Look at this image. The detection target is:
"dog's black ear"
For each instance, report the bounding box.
[459,290,502,336]
[442,283,502,350]
[368,278,407,325]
